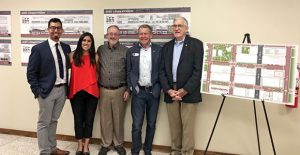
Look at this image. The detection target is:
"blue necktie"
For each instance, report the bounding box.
[55,43,64,79]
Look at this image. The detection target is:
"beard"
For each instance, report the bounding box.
[109,40,118,47]
[54,36,59,40]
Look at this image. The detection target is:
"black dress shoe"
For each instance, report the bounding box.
[82,152,90,155]
[98,146,110,155]
[115,145,126,155]
[76,151,83,155]
[144,151,152,155]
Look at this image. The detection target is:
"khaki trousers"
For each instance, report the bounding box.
[99,86,126,147]
[166,101,198,155]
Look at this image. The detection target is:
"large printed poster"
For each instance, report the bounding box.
[20,10,93,38]
[106,41,165,48]
[0,39,11,65]
[104,7,190,39]
[0,11,11,66]
[201,43,298,105]
[21,40,77,66]
[0,11,11,37]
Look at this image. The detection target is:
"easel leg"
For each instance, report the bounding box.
[253,100,261,155]
[261,100,277,155]
[204,94,226,155]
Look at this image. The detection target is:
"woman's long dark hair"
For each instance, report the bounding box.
[73,32,96,66]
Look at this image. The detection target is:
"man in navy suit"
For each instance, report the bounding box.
[159,16,204,155]
[127,24,162,155]
[27,18,70,155]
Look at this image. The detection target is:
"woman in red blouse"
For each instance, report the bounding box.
[68,32,99,155]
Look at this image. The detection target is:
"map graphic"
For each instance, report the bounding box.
[201,43,298,105]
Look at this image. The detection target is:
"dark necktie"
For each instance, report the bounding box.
[55,43,64,79]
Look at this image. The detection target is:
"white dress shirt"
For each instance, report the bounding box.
[48,38,66,84]
[138,45,152,86]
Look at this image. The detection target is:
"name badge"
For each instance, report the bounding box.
[132,53,139,56]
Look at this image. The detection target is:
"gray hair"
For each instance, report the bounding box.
[106,25,120,32]
[173,16,188,26]
[138,24,153,33]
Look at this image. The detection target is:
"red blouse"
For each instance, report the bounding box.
[68,55,99,99]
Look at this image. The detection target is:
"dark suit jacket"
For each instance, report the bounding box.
[159,35,204,103]
[27,40,71,98]
[127,43,162,98]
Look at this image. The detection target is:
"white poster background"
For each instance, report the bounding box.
[20,10,93,38]
[0,11,11,37]
[201,43,298,105]
[21,40,77,66]
[0,39,12,65]
[104,7,191,39]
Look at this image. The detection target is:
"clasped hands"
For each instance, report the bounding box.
[167,88,187,101]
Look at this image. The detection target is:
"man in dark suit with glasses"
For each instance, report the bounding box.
[27,18,71,155]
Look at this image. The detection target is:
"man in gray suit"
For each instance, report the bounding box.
[27,18,70,155]
[127,24,162,155]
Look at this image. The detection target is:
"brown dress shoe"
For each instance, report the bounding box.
[50,148,70,155]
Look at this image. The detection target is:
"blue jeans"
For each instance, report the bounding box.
[131,90,160,154]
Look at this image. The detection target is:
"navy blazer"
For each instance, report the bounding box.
[126,43,162,98]
[27,40,71,98]
[159,35,204,103]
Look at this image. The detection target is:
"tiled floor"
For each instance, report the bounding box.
[0,133,168,155]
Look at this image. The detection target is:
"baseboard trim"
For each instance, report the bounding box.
[0,128,235,155]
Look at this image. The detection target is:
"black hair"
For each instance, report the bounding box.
[48,18,62,28]
[73,32,96,66]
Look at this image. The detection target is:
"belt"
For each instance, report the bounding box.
[100,84,124,90]
[138,84,152,92]
[54,83,66,87]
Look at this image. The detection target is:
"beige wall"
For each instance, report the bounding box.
[1,0,300,154]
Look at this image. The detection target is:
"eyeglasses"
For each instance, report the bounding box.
[171,24,186,29]
[48,26,63,31]
[107,32,120,36]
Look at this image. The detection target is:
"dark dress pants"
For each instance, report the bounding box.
[70,90,98,139]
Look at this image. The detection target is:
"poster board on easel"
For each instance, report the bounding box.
[201,42,298,105]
